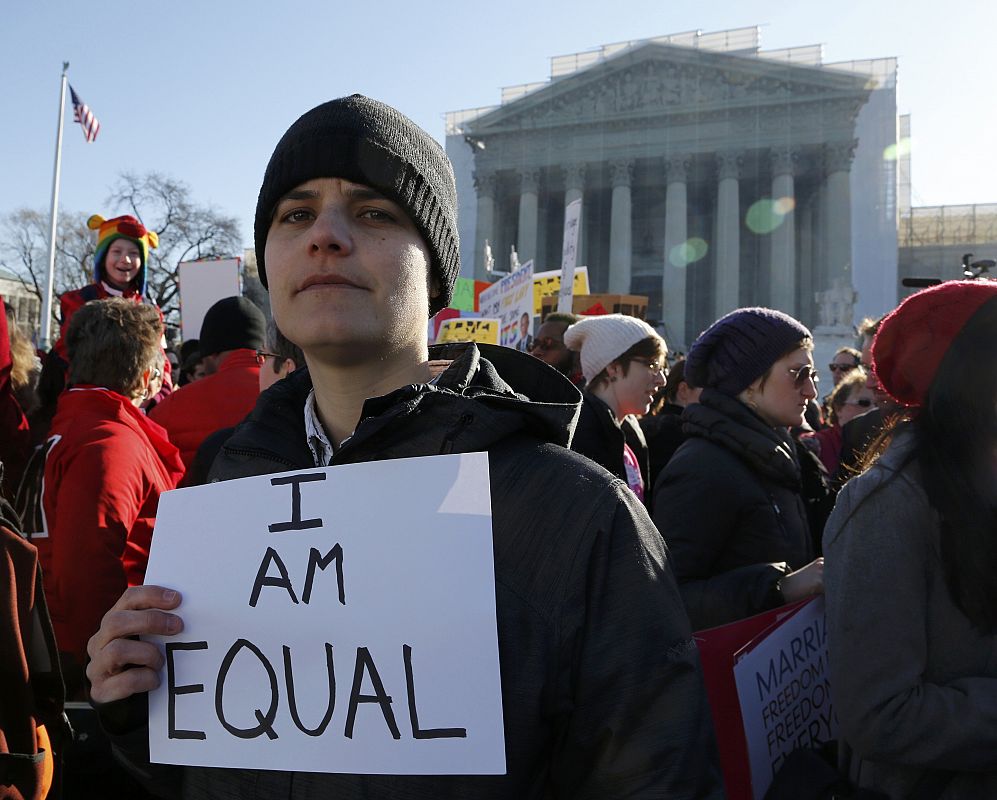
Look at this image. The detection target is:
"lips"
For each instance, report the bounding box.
[299,273,366,292]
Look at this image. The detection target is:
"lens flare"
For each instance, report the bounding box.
[669,237,709,267]
[883,137,913,161]
[746,198,792,234]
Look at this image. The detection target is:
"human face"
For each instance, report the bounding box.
[745,347,818,428]
[828,354,858,386]
[103,239,142,290]
[835,386,875,427]
[528,321,573,374]
[607,356,667,418]
[264,177,434,362]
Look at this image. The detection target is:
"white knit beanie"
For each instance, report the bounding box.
[563,314,662,382]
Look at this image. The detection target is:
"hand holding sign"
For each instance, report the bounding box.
[140,453,505,775]
[87,585,184,705]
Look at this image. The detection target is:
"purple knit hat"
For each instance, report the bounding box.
[685,307,811,396]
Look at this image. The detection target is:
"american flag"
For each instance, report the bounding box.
[69,85,100,142]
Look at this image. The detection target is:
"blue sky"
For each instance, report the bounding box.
[3,0,994,249]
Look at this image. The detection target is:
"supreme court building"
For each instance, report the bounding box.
[446,28,900,347]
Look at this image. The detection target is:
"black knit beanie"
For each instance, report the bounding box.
[198,296,266,356]
[685,307,811,396]
[254,94,460,316]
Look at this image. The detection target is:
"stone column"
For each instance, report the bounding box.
[517,168,540,265]
[564,163,587,267]
[769,146,797,315]
[663,155,691,346]
[473,170,497,281]
[823,141,857,293]
[608,159,634,294]
[714,150,742,319]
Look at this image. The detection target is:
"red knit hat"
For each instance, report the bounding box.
[873,280,997,407]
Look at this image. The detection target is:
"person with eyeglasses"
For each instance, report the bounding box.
[652,307,825,630]
[563,314,667,508]
[808,368,874,477]
[526,311,582,384]
[827,346,861,386]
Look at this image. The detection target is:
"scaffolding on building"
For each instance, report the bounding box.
[901,204,997,248]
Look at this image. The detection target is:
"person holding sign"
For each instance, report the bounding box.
[824,281,997,798]
[85,95,723,798]
[653,308,824,630]
[564,314,666,507]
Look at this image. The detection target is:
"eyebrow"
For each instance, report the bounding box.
[274,183,391,206]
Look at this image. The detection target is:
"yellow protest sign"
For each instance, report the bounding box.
[532,268,589,316]
[434,318,501,345]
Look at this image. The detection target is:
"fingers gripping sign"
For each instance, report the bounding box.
[87,585,184,705]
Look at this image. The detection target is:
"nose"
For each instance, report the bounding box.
[309,207,353,256]
[802,375,818,399]
[653,369,667,387]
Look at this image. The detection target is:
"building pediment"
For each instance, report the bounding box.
[466,41,871,136]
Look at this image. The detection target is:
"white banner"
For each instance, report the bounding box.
[557,199,582,313]
[144,453,505,775]
[178,258,242,341]
[477,261,534,351]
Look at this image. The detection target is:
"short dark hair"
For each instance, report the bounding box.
[266,317,304,370]
[67,298,162,398]
[542,312,579,327]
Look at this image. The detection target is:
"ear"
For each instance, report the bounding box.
[429,274,442,300]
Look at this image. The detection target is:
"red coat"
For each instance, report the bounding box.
[53,282,173,391]
[149,349,260,471]
[35,387,184,666]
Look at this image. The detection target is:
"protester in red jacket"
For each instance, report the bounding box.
[149,295,264,472]
[35,298,183,695]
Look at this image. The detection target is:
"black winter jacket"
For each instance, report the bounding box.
[102,343,723,800]
[652,389,815,630]
[570,392,652,507]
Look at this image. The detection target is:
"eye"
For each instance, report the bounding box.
[277,207,314,224]
[358,207,395,222]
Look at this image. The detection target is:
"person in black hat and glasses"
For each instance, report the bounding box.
[85,95,722,799]
[653,307,825,631]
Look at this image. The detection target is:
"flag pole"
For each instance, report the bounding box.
[40,62,69,350]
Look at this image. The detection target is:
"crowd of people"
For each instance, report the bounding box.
[1,93,995,800]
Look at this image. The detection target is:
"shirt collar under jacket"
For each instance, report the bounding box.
[303,373,446,467]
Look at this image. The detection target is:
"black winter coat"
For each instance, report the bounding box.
[102,343,723,800]
[570,392,652,507]
[652,389,815,630]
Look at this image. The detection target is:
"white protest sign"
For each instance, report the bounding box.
[557,199,582,313]
[477,260,534,351]
[732,597,837,799]
[177,258,242,341]
[144,453,505,775]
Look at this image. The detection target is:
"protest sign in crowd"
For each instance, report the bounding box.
[2,93,996,800]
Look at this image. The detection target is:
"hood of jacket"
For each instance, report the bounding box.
[215,342,582,474]
[682,388,801,488]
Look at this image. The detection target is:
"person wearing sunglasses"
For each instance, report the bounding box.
[564,314,667,508]
[808,368,873,477]
[827,346,861,386]
[652,307,825,630]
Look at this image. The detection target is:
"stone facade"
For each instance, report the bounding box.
[447,32,899,348]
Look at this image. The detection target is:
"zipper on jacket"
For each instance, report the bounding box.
[439,413,474,455]
[220,445,304,470]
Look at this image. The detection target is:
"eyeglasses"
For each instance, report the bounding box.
[255,349,280,366]
[630,357,668,377]
[828,362,858,373]
[528,336,564,352]
[787,364,819,387]
[843,398,873,408]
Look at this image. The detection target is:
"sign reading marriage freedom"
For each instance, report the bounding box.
[144,453,506,775]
